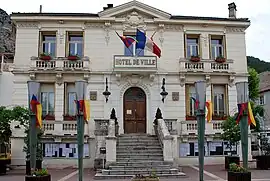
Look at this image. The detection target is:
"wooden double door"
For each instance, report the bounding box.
[124,87,146,134]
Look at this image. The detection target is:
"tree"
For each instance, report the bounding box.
[248,67,260,102]
[0,107,13,146]
[221,116,241,153]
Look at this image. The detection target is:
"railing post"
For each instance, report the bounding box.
[105,119,117,167]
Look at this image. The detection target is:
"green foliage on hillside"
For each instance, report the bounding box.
[247,56,270,73]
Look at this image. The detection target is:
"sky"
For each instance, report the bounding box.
[2,0,270,62]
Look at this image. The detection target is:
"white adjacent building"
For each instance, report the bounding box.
[10,1,251,168]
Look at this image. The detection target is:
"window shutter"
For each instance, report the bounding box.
[184,33,187,58]
[65,31,69,57]
[225,84,229,115]
[209,34,212,59]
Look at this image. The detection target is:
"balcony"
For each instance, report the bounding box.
[0,53,14,73]
[179,58,234,73]
[30,56,90,72]
[113,55,157,74]
[180,121,223,136]
[42,121,88,136]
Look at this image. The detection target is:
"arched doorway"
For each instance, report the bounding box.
[124,87,146,134]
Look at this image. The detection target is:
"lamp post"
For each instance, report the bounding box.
[103,77,111,103]
[75,80,87,181]
[27,81,40,173]
[160,78,168,103]
[195,80,206,181]
[235,81,249,169]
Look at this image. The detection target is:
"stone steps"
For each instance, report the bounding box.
[94,134,186,179]
[94,172,187,179]
[102,168,179,175]
[109,165,172,170]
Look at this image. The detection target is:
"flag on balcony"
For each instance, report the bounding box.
[205,101,212,122]
[235,102,256,126]
[75,100,90,123]
[135,29,161,58]
[115,31,137,48]
[30,95,42,128]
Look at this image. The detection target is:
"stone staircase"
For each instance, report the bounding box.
[94,134,186,179]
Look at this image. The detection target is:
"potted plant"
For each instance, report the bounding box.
[186,115,196,120]
[215,56,226,63]
[25,168,51,181]
[228,163,251,181]
[67,54,79,61]
[255,134,270,169]
[110,108,119,136]
[221,116,241,170]
[39,53,51,61]
[190,55,200,62]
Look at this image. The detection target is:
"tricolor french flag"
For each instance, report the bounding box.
[135,29,161,58]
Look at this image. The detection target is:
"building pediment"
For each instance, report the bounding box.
[98,0,171,20]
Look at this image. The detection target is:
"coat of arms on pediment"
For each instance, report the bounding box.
[122,11,147,31]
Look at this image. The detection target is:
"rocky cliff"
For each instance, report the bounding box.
[0,8,15,53]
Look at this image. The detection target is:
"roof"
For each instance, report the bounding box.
[10,13,99,17]
[10,12,250,23]
[259,71,270,93]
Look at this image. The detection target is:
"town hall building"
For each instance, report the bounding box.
[10,0,251,177]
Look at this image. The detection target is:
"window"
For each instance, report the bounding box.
[210,35,225,59]
[212,85,228,117]
[43,143,89,158]
[64,83,76,117]
[185,85,196,119]
[259,95,264,105]
[40,84,55,120]
[66,32,83,57]
[185,34,200,58]
[40,32,56,57]
[123,34,144,56]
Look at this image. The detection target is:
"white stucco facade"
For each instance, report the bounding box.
[10,1,251,168]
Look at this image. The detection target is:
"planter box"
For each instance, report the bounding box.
[67,56,79,61]
[43,115,55,120]
[26,160,43,175]
[25,175,51,181]
[225,156,240,170]
[227,171,251,181]
[215,57,226,63]
[190,57,200,62]
[256,155,270,170]
[63,115,76,121]
[39,56,51,61]
[0,160,7,175]
[132,178,159,181]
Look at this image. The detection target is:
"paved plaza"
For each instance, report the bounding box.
[1,164,270,181]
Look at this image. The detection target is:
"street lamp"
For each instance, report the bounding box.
[194,80,206,181]
[103,77,111,103]
[160,78,168,103]
[27,81,40,172]
[235,81,249,169]
[75,80,87,181]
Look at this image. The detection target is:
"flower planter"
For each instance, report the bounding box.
[186,115,196,120]
[225,156,240,170]
[39,56,51,61]
[256,155,270,170]
[190,57,200,62]
[0,160,7,175]
[227,171,251,181]
[25,174,51,181]
[215,57,226,63]
[67,56,79,61]
[132,178,159,181]
[43,115,55,120]
[63,115,76,121]
[26,160,43,175]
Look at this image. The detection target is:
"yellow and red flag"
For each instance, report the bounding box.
[75,99,90,123]
[30,95,42,128]
[205,101,212,122]
[235,102,256,126]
